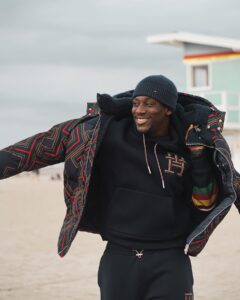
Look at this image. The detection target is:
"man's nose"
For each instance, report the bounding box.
[135,105,146,114]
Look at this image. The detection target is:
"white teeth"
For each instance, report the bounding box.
[136,118,148,125]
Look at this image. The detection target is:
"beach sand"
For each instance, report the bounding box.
[0,175,240,300]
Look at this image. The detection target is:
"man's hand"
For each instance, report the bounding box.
[185,124,205,152]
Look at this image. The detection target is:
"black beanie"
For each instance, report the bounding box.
[132,75,178,111]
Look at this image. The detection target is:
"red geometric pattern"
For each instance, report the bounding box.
[0,114,100,257]
[207,109,225,140]
[188,207,230,256]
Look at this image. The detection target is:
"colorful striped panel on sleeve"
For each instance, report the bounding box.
[192,178,218,211]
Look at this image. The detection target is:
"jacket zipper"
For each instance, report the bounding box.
[184,144,237,254]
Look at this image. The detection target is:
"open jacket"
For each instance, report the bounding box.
[0,92,240,257]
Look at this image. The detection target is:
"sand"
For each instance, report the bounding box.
[0,174,240,300]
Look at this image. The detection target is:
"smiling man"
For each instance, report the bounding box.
[1,75,233,300]
[95,75,218,300]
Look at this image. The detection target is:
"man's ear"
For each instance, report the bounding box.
[165,108,172,116]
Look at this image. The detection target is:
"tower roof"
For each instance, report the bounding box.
[147,32,240,51]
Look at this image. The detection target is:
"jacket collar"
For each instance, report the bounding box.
[97,90,225,129]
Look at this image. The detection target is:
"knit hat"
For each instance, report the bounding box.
[132,75,178,111]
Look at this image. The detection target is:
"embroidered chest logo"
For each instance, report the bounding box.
[164,153,186,176]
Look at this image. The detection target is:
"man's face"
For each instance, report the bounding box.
[131,96,172,137]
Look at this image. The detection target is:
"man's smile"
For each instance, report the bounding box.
[135,118,149,126]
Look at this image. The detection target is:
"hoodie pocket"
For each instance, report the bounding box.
[104,187,175,240]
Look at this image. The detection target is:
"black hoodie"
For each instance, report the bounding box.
[95,113,194,250]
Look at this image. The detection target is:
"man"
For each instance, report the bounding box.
[95,75,217,300]
[0,75,239,300]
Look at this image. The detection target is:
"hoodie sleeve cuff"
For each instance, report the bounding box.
[191,152,213,187]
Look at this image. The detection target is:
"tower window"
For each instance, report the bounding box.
[191,65,209,88]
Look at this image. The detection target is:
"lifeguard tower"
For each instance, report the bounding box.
[147,32,240,170]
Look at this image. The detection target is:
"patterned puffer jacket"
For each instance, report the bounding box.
[0,91,239,257]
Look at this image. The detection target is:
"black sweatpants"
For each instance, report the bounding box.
[98,242,194,300]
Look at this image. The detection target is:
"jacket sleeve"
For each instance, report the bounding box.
[191,149,218,211]
[233,168,240,213]
[0,118,81,179]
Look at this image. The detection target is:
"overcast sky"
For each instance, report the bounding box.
[0,0,240,147]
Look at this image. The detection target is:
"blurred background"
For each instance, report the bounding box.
[0,1,240,299]
[1,0,240,148]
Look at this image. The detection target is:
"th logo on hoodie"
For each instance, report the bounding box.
[164,153,186,177]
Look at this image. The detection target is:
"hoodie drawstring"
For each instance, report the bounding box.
[143,134,152,175]
[154,144,165,189]
[142,134,165,189]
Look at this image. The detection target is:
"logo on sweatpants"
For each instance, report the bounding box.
[185,292,193,300]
